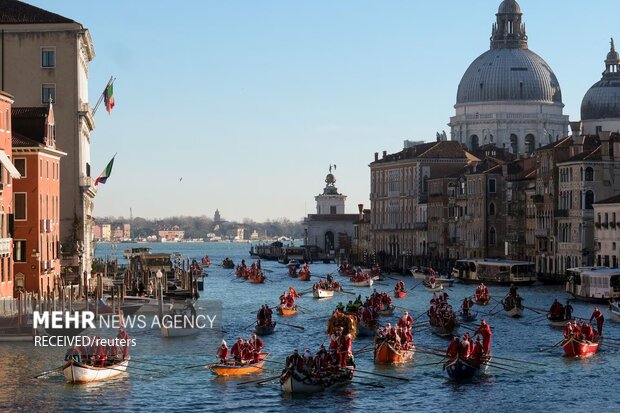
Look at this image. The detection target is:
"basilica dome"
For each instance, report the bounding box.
[581,39,620,121]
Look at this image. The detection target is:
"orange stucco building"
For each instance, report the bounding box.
[0,92,20,299]
[12,105,66,294]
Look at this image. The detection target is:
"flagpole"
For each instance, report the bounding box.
[93,76,115,116]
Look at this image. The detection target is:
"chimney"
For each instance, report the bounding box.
[569,121,582,137]
[600,131,612,160]
[382,150,387,159]
[374,152,379,162]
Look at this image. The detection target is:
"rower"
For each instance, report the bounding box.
[509,283,518,298]
[250,333,264,362]
[589,307,605,336]
[397,311,413,329]
[216,340,229,363]
[564,300,574,320]
[446,337,459,359]
[472,336,484,366]
[231,337,244,362]
[474,319,493,355]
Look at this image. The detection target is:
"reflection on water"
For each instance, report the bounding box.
[0,242,618,412]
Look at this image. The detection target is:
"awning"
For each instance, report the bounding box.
[0,150,21,178]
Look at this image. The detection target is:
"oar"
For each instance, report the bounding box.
[131,358,178,368]
[486,363,519,373]
[296,304,312,313]
[524,306,544,315]
[278,321,305,331]
[263,359,285,365]
[340,290,356,296]
[409,282,422,292]
[34,365,64,379]
[351,380,385,389]
[237,375,281,386]
[185,362,219,369]
[348,368,410,382]
[243,320,257,330]
[538,339,565,352]
[489,355,546,366]
[413,360,446,367]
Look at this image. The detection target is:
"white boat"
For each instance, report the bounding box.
[436,275,455,286]
[503,305,524,318]
[377,304,395,316]
[313,288,335,299]
[610,301,620,322]
[410,267,428,280]
[423,281,443,292]
[565,267,620,303]
[63,358,130,384]
[350,278,373,287]
[160,325,200,338]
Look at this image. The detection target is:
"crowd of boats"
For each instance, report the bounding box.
[25,252,620,393]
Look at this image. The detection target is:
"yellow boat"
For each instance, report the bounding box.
[210,353,269,376]
[277,306,297,316]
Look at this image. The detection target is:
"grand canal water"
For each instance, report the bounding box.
[1,242,618,412]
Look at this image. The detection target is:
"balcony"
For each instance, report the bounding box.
[535,228,550,238]
[0,238,10,255]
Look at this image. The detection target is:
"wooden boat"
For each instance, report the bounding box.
[436,275,455,286]
[201,256,211,267]
[222,259,235,269]
[374,341,415,364]
[562,336,599,357]
[459,310,478,323]
[161,325,200,337]
[610,301,620,322]
[350,278,373,287]
[395,290,407,299]
[357,322,378,337]
[63,357,130,384]
[313,288,335,299]
[502,300,524,318]
[377,305,395,316]
[423,280,443,292]
[429,318,458,337]
[248,273,265,284]
[547,314,573,328]
[298,270,311,281]
[280,367,354,394]
[444,356,490,381]
[210,353,269,376]
[474,296,491,306]
[277,306,297,316]
[255,322,277,336]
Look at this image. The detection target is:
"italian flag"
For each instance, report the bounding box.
[104,83,115,113]
[95,156,115,186]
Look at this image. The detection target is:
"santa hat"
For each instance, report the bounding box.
[221,340,227,346]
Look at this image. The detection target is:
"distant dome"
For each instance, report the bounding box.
[498,0,521,14]
[457,48,562,104]
[581,39,620,120]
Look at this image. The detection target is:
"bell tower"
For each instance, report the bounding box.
[315,165,346,215]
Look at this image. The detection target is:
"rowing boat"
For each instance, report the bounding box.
[350,278,373,287]
[63,357,130,384]
[374,341,415,364]
[277,306,297,316]
[474,296,491,306]
[313,288,335,299]
[562,336,599,357]
[610,301,620,322]
[459,310,478,323]
[423,280,443,292]
[395,290,407,299]
[377,304,395,316]
[210,353,269,376]
[280,367,353,393]
[547,314,573,328]
[255,322,277,336]
[444,355,490,381]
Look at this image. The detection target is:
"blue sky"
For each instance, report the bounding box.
[29,0,620,221]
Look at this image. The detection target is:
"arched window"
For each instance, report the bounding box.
[510,134,518,154]
[470,135,479,151]
[525,134,536,154]
[585,167,594,181]
[324,231,334,251]
[489,202,496,216]
[489,227,496,245]
[585,190,594,210]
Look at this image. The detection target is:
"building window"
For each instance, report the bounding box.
[525,134,536,154]
[330,205,337,215]
[585,167,594,181]
[42,84,55,104]
[14,193,27,220]
[14,158,26,177]
[41,48,56,68]
[489,227,496,245]
[488,178,496,193]
[489,202,496,216]
[14,240,26,262]
[585,191,594,210]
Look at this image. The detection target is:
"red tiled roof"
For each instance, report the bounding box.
[0,0,74,24]
[535,136,572,152]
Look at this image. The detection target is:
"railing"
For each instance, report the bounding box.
[535,228,549,238]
